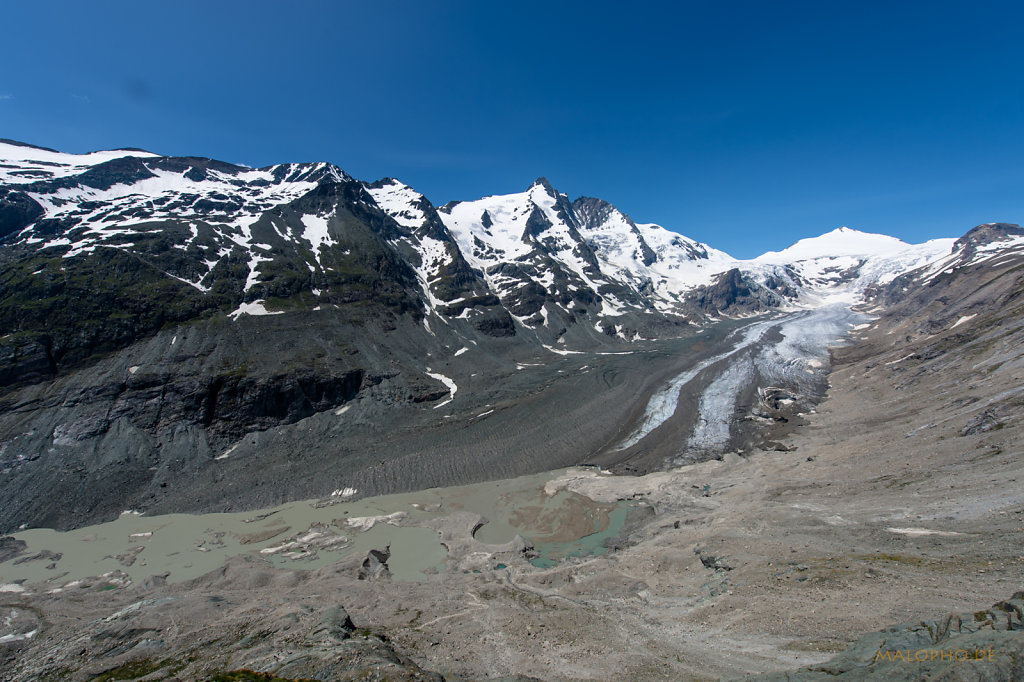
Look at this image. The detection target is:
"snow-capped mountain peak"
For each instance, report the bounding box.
[755,226,915,263]
[750,226,956,300]
[365,177,431,230]
[1,140,997,353]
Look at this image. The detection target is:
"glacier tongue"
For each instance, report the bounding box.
[615,304,870,457]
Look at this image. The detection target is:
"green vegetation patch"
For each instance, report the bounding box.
[206,671,320,682]
[91,658,163,681]
[88,652,198,680]
[857,553,930,566]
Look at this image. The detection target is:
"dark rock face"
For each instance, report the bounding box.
[0,249,213,385]
[197,370,367,436]
[362,184,491,306]
[686,268,781,315]
[522,204,553,242]
[472,308,517,337]
[761,271,800,300]
[502,280,548,317]
[0,335,54,387]
[952,222,1024,261]
[868,224,1024,334]
[151,154,250,179]
[0,170,446,389]
[0,303,428,531]
[0,190,44,240]
[0,138,60,152]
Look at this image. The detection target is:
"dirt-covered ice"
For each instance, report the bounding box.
[620,304,869,457]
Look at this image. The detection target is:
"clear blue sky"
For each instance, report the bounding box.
[3,1,1022,258]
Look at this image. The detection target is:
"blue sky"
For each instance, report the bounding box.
[3,1,1022,257]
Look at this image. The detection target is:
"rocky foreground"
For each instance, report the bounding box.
[2,249,1023,680]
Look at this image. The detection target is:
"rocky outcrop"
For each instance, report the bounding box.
[951,222,1024,262]
[959,408,1004,437]
[695,547,733,571]
[305,605,356,644]
[0,335,54,388]
[471,308,517,337]
[268,632,445,681]
[685,268,782,315]
[755,594,1024,681]
[0,535,26,562]
[357,546,391,581]
[867,222,1024,309]
[0,189,44,240]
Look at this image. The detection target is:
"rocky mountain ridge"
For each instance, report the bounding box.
[0,139,964,365]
